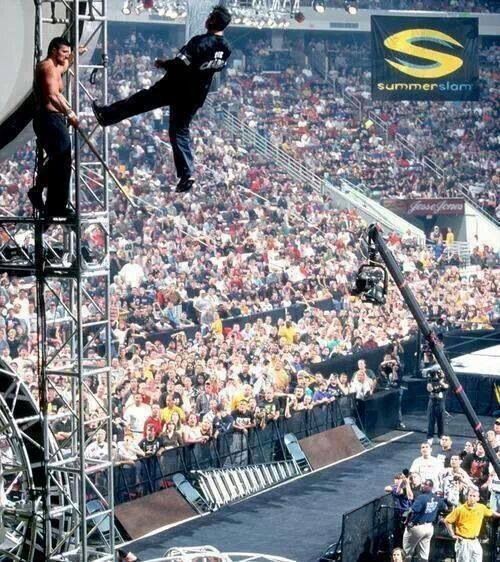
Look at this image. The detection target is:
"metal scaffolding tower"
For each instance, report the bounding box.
[0,1,115,560]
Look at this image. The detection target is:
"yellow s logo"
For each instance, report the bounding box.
[384,29,463,79]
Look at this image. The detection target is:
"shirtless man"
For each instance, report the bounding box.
[30,36,79,219]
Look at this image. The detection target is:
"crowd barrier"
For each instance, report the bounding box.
[88,400,345,505]
[340,493,395,562]
[338,492,499,562]
[99,325,499,506]
[146,300,309,347]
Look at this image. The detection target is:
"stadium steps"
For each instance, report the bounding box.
[307,48,499,233]
[209,100,426,243]
[191,459,305,510]
[367,110,500,231]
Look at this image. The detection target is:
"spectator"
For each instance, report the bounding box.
[161,420,184,449]
[84,429,109,461]
[409,443,442,485]
[350,369,374,400]
[161,394,186,425]
[138,425,162,457]
[444,489,500,562]
[461,441,490,499]
[439,454,477,508]
[384,472,414,545]
[182,413,207,445]
[230,400,255,466]
[124,394,152,442]
[403,479,446,562]
[436,435,456,468]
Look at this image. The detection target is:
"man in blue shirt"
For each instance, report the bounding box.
[403,479,446,562]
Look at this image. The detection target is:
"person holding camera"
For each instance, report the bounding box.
[385,472,414,545]
[377,353,400,389]
[439,454,477,508]
[426,369,449,445]
[378,351,406,429]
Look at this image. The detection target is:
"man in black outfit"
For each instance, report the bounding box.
[426,368,449,445]
[93,4,231,193]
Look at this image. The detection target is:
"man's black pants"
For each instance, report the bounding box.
[427,398,445,439]
[99,76,197,180]
[33,111,72,217]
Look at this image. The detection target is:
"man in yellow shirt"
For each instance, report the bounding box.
[444,489,500,562]
[160,394,185,425]
[278,320,297,345]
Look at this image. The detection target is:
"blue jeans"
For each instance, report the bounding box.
[100,76,197,179]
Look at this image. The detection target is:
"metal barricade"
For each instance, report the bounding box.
[112,401,345,505]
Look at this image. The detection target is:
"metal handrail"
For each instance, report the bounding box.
[367,111,500,227]
[214,105,424,241]
[306,50,499,227]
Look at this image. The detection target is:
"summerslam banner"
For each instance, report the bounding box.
[371,16,479,101]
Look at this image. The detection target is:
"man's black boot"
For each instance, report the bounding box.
[92,100,107,127]
[175,177,195,193]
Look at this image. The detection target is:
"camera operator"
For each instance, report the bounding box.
[420,344,435,375]
[385,471,414,545]
[426,368,449,445]
[439,454,477,508]
[377,351,405,429]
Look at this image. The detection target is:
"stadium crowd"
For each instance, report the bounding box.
[326,0,498,11]
[0,27,498,506]
[224,36,500,218]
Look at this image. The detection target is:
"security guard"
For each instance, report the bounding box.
[444,489,500,562]
[403,479,446,562]
[93,4,231,193]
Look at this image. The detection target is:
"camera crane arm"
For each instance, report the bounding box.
[365,224,500,478]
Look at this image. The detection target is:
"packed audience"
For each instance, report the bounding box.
[222,36,499,218]
[326,0,499,11]
[385,424,500,559]
[0,27,498,501]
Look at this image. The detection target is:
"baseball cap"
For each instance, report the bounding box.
[495,419,500,424]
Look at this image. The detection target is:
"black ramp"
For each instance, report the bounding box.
[131,433,419,562]
[130,413,494,561]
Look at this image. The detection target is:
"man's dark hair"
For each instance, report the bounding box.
[47,36,71,55]
[207,4,231,32]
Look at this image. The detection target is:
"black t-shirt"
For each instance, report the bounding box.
[258,398,280,417]
[52,418,72,448]
[138,436,161,456]
[231,409,254,429]
[436,448,456,468]
[168,33,231,107]
[462,453,489,484]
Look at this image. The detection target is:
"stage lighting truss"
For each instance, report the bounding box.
[122,0,303,27]
[122,0,188,19]
[229,0,300,28]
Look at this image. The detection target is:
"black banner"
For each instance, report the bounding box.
[371,16,479,101]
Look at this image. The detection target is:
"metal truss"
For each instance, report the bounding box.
[0,363,71,562]
[0,1,115,560]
